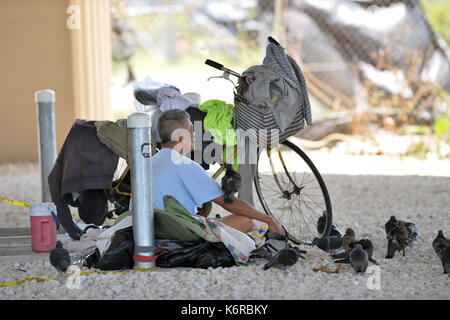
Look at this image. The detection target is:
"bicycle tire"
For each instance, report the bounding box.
[254,139,332,245]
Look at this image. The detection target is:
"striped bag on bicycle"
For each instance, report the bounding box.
[233,40,312,149]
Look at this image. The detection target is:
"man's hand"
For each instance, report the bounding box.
[267,217,285,235]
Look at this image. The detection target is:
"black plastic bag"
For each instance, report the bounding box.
[94,226,134,271]
[156,239,235,269]
[91,226,236,270]
[83,248,101,269]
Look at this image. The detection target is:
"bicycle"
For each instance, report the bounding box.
[107,52,333,246]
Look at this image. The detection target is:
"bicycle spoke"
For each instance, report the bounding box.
[299,193,324,233]
[302,192,326,212]
[293,198,314,238]
[259,179,283,192]
[291,199,304,238]
[302,198,323,222]
[286,191,305,231]
[301,187,323,192]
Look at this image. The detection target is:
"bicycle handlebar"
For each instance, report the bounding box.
[204,59,243,79]
[205,37,284,80]
[205,59,223,70]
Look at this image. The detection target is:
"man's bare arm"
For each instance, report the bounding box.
[212,195,284,234]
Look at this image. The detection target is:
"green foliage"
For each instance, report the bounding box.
[433,115,450,153]
[434,115,450,137]
[421,0,450,44]
[432,91,450,154]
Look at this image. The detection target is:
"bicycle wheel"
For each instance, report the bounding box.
[254,139,332,245]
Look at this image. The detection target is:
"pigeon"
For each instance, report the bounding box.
[384,216,398,236]
[386,237,401,259]
[342,228,357,252]
[196,201,212,218]
[331,228,357,259]
[316,212,344,237]
[349,244,368,273]
[432,230,450,274]
[221,164,241,204]
[49,241,71,280]
[443,247,450,275]
[355,239,378,265]
[386,226,410,258]
[385,216,420,258]
[312,236,343,254]
[250,230,288,261]
[251,230,288,258]
[250,229,306,264]
[432,230,449,257]
[399,220,420,248]
[334,239,379,265]
[316,212,327,234]
[262,247,304,271]
[385,216,420,246]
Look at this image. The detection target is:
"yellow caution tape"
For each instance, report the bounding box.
[0,276,58,287]
[0,267,160,288]
[133,266,160,272]
[0,197,30,208]
[0,196,78,217]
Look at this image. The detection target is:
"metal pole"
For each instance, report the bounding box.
[35,90,57,203]
[128,112,155,269]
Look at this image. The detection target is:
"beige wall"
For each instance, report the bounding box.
[0,0,112,162]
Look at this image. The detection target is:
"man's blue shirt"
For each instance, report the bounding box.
[137,148,224,214]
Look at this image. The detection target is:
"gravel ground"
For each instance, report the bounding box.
[0,150,449,300]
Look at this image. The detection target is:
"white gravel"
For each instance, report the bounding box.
[0,150,449,300]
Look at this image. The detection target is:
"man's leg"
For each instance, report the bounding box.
[223,215,254,234]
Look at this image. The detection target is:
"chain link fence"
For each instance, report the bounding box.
[112,0,450,132]
[277,0,449,130]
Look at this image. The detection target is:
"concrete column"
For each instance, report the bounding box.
[0,0,113,162]
[69,0,112,121]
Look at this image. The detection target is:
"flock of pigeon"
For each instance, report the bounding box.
[50,215,449,277]
[311,214,449,275]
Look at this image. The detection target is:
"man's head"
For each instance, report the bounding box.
[157,109,194,154]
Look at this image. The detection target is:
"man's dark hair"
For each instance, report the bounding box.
[157,109,191,144]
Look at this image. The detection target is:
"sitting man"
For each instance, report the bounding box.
[151,109,284,235]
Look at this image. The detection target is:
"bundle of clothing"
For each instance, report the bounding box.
[48,119,119,240]
[62,195,256,270]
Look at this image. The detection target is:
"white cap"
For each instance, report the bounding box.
[128,112,151,128]
[35,90,55,103]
